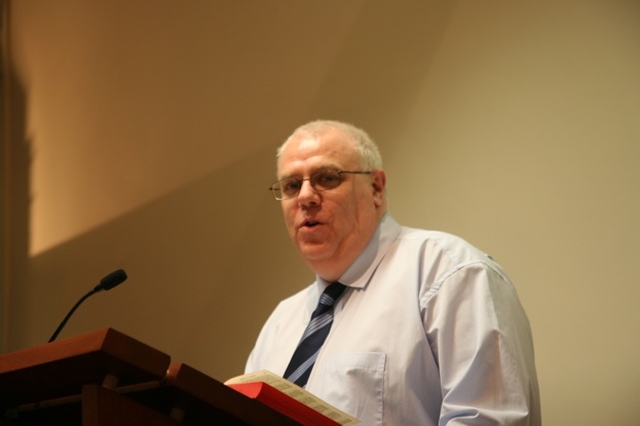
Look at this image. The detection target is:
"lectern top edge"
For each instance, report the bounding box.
[0,328,171,408]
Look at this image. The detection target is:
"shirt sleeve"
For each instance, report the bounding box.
[422,262,541,425]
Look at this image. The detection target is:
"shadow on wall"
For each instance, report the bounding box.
[305,0,455,146]
[14,144,313,381]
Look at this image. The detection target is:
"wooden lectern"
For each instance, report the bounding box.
[0,329,301,425]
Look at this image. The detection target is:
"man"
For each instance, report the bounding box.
[246,120,541,425]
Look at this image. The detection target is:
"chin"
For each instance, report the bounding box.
[296,243,334,262]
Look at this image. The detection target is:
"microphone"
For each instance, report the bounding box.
[48,269,128,343]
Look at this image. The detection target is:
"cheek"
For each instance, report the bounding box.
[333,200,361,229]
[281,203,297,229]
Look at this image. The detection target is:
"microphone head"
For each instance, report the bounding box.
[97,269,128,291]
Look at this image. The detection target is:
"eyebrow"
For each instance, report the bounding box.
[279,165,341,179]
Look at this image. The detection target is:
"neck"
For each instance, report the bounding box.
[309,210,386,282]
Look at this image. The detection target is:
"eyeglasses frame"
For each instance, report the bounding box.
[268,168,373,200]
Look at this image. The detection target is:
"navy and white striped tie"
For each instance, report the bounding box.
[284,282,347,387]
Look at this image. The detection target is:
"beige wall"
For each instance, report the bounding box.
[2,1,639,424]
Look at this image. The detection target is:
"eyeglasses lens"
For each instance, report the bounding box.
[272,169,343,200]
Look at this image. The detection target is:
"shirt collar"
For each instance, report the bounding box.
[316,213,401,290]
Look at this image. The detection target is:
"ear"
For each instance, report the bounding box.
[371,169,386,207]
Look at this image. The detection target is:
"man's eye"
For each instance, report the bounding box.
[316,172,340,186]
[282,180,301,192]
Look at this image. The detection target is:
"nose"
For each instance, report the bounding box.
[297,179,320,206]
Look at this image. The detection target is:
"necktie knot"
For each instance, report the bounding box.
[317,282,346,309]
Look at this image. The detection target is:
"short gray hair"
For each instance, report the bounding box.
[277,120,383,170]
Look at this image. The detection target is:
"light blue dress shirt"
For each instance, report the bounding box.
[246,214,541,425]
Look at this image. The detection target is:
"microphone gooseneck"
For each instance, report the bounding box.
[48,269,128,343]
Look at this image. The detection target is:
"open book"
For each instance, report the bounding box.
[225,370,360,426]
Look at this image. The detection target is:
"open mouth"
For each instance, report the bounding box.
[303,220,320,228]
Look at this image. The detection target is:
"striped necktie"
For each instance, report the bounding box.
[284,282,347,387]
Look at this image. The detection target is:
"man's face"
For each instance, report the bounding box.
[277,129,385,279]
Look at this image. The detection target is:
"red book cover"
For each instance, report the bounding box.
[228,381,341,426]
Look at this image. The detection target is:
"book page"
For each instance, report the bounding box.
[225,370,360,425]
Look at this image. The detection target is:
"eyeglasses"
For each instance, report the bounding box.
[269,168,372,200]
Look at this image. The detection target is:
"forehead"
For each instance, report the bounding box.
[278,129,359,176]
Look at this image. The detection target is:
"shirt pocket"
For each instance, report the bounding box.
[312,352,386,426]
